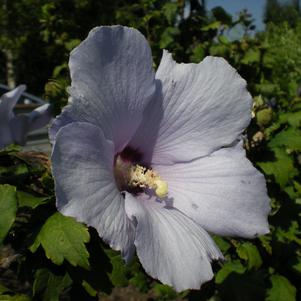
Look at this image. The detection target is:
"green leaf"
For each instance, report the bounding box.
[30,212,90,269]
[162,2,178,24]
[258,148,297,188]
[82,280,97,297]
[0,284,10,294]
[159,27,179,48]
[279,111,301,128]
[209,44,229,56]
[201,21,221,31]
[17,191,49,209]
[106,250,129,287]
[291,259,301,275]
[152,283,177,300]
[275,221,301,246]
[0,164,28,182]
[236,242,263,270]
[213,235,231,253]
[0,185,17,244]
[190,44,206,63]
[218,35,230,45]
[255,83,277,95]
[266,275,296,301]
[33,269,72,301]
[269,128,301,152]
[215,260,246,284]
[0,295,31,301]
[0,144,21,156]
[242,48,260,64]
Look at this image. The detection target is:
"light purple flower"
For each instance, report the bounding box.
[0,85,52,149]
[50,26,270,291]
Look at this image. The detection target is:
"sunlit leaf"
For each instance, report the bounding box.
[215,260,246,284]
[258,148,297,188]
[30,212,90,269]
[269,128,301,151]
[236,242,263,270]
[266,275,296,301]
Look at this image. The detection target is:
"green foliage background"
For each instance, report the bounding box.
[0,0,301,300]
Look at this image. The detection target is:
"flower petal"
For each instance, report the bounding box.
[28,103,52,132]
[0,85,26,118]
[130,51,252,164]
[52,122,135,260]
[155,142,270,237]
[125,193,223,291]
[50,26,156,152]
[0,85,26,148]
[10,104,52,145]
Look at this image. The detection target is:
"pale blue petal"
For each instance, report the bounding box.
[50,26,156,152]
[28,103,52,131]
[154,142,270,237]
[0,85,26,148]
[125,193,223,291]
[129,51,252,164]
[10,103,52,145]
[52,122,135,260]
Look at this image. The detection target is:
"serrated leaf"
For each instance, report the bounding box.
[275,221,301,246]
[30,212,90,269]
[215,260,246,284]
[106,250,129,287]
[279,111,301,128]
[269,128,301,151]
[0,185,17,244]
[266,275,296,301]
[258,148,297,188]
[17,191,49,209]
[237,242,263,270]
[33,268,72,301]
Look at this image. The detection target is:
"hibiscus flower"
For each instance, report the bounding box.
[50,26,270,291]
[0,85,52,149]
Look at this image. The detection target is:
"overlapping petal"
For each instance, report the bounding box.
[52,122,135,260]
[125,193,223,291]
[130,51,252,164]
[0,85,26,148]
[10,104,52,145]
[50,26,156,152]
[154,142,270,237]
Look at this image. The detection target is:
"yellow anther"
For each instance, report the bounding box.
[128,164,168,199]
[154,179,168,198]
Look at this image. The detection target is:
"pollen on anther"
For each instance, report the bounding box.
[129,164,168,199]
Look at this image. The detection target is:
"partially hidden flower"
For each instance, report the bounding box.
[50,26,270,291]
[0,85,52,149]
